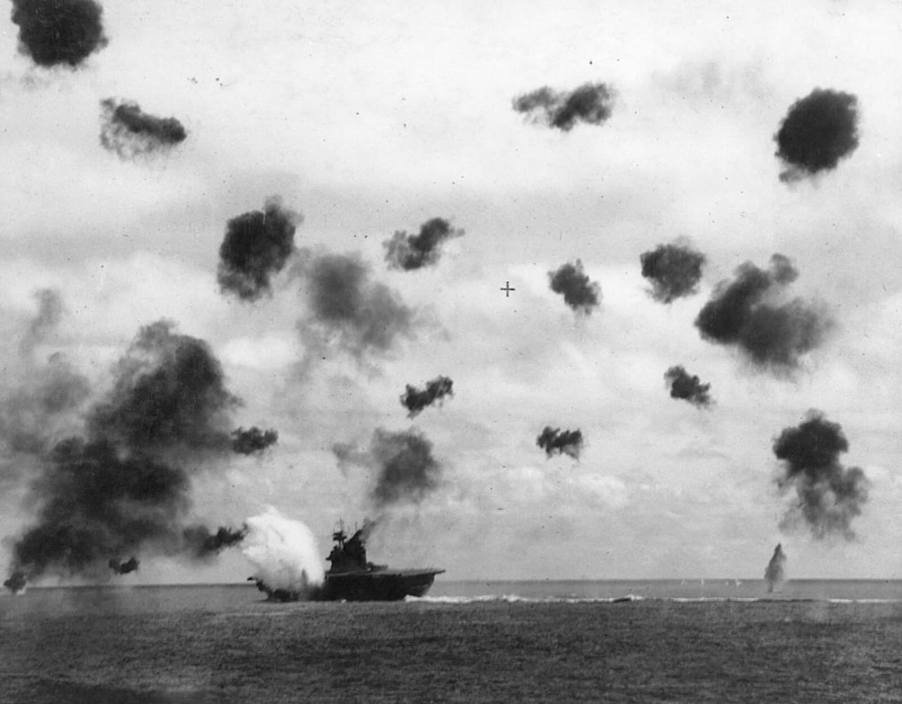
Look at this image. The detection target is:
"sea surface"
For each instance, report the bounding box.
[2,580,901,703]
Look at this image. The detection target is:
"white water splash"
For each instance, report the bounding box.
[241,506,324,595]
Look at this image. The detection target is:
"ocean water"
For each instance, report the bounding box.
[2,580,901,703]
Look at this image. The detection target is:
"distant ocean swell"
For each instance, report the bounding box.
[407,594,902,605]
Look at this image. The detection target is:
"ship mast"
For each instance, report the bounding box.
[332,518,347,548]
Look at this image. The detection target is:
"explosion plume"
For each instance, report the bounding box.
[664,366,712,409]
[333,428,442,509]
[774,89,859,182]
[640,242,706,303]
[218,197,301,301]
[773,411,869,540]
[548,260,601,315]
[536,426,583,460]
[694,254,831,372]
[513,83,614,131]
[400,376,454,418]
[100,99,187,159]
[297,250,416,362]
[384,218,464,270]
[11,0,108,68]
[764,544,786,593]
[242,507,324,600]
[4,321,260,590]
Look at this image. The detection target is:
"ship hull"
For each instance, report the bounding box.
[320,569,442,602]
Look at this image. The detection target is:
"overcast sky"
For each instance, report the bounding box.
[2,0,902,582]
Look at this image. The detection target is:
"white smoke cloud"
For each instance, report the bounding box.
[241,506,324,595]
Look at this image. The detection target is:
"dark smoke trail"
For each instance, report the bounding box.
[298,250,416,361]
[383,218,464,271]
[1,290,90,458]
[99,99,188,159]
[664,365,712,409]
[536,426,583,460]
[4,321,255,590]
[773,411,869,540]
[774,88,859,182]
[231,427,279,455]
[0,354,90,456]
[549,260,601,315]
[332,428,442,508]
[764,543,786,593]
[400,376,454,418]
[23,289,63,353]
[182,524,248,558]
[11,0,108,68]
[3,572,26,593]
[108,557,139,575]
[218,197,301,301]
[640,242,706,303]
[513,83,614,131]
[694,254,831,371]
[87,321,238,452]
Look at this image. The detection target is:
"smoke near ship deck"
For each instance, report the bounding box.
[773,411,869,540]
[3,320,273,591]
[764,544,786,593]
[242,507,324,600]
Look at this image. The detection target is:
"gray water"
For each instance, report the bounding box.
[2,581,901,703]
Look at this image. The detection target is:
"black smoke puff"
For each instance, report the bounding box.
[774,88,859,181]
[773,411,869,540]
[549,260,601,315]
[218,197,301,301]
[384,218,463,270]
[400,376,454,417]
[100,99,188,159]
[664,366,712,408]
[513,83,614,131]
[640,242,706,303]
[536,426,583,460]
[695,254,831,372]
[11,0,108,68]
